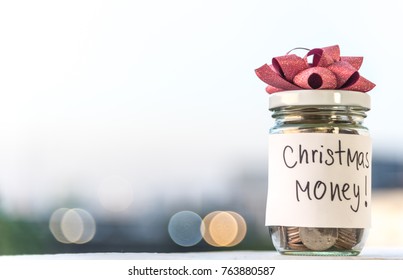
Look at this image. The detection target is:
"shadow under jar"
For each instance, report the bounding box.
[266,90,371,256]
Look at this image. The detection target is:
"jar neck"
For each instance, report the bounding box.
[271,105,368,126]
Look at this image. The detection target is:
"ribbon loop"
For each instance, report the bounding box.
[306,48,334,67]
[321,45,341,62]
[327,61,359,88]
[255,64,300,92]
[272,54,308,82]
[293,67,337,89]
[255,45,375,94]
[340,56,363,70]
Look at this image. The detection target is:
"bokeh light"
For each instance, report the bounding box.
[168,211,203,247]
[97,176,134,212]
[225,211,247,247]
[201,211,247,247]
[49,208,70,244]
[49,208,96,244]
[61,209,84,243]
[73,208,97,244]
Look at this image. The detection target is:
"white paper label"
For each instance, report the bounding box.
[266,133,371,228]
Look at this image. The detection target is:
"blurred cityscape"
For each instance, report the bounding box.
[0,155,403,255]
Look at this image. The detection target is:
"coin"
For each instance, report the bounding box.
[334,228,358,249]
[299,227,338,251]
[288,242,307,250]
[286,227,302,244]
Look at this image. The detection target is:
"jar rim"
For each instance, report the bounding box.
[269,90,371,110]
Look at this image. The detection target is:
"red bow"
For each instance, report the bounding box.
[255,45,375,94]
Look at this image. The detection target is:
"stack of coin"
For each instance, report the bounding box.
[286,227,307,250]
[334,228,358,249]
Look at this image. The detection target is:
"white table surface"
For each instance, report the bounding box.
[1,247,402,260]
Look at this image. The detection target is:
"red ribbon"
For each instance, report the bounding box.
[255,45,375,94]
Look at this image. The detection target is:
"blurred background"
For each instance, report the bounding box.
[0,0,402,255]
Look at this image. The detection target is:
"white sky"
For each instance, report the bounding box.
[0,0,402,214]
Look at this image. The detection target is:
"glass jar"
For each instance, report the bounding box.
[266,90,371,256]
